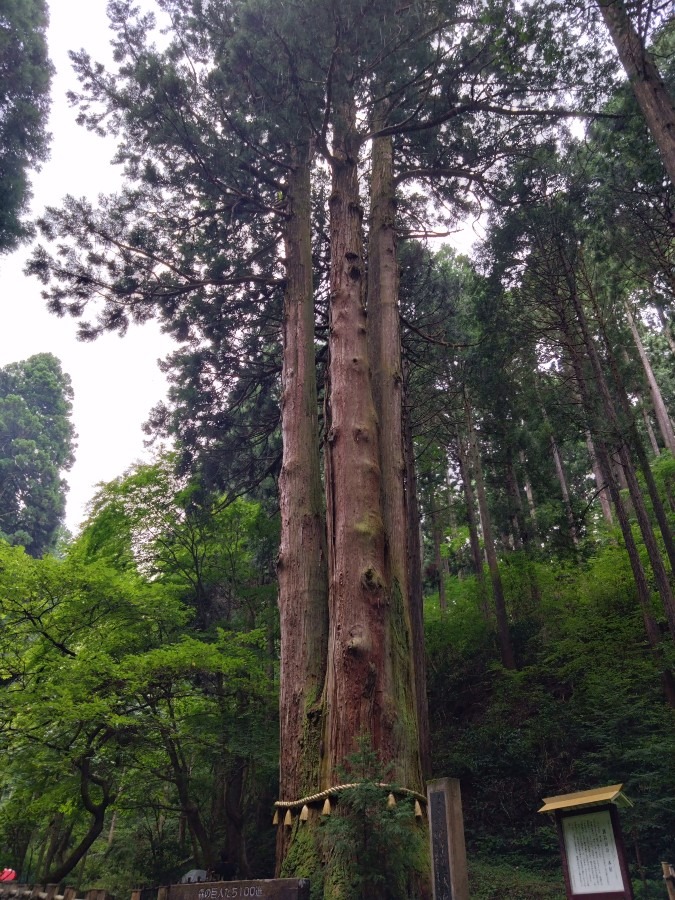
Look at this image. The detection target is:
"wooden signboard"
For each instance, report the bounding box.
[555,807,633,900]
[427,778,469,900]
[166,881,309,900]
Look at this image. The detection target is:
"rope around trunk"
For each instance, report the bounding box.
[274,783,427,808]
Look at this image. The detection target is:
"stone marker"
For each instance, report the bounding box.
[167,881,309,900]
[427,778,469,900]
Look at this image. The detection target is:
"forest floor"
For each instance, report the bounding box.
[468,859,664,899]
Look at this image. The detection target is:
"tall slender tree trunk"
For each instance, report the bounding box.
[505,454,526,548]
[586,430,614,524]
[625,301,675,453]
[456,435,490,620]
[541,406,579,546]
[465,399,516,669]
[276,146,329,870]
[570,354,675,708]
[366,125,423,785]
[429,487,447,612]
[518,450,541,544]
[403,372,431,776]
[596,0,675,185]
[642,406,661,456]
[585,282,675,575]
[323,89,421,788]
[657,308,675,355]
[563,263,675,640]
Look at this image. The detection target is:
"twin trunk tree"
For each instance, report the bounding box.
[276,89,425,875]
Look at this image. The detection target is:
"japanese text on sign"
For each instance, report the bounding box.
[562,811,624,895]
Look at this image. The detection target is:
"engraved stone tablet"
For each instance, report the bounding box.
[429,788,452,900]
[427,778,469,900]
[168,880,309,900]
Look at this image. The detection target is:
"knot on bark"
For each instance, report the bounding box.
[361,566,384,592]
[346,624,369,654]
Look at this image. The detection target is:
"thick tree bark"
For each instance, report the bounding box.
[596,0,675,186]
[323,91,401,784]
[366,127,423,787]
[276,146,329,870]
[625,301,675,454]
[465,400,516,669]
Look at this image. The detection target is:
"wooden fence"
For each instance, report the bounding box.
[0,885,111,900]
[663,862,675,900]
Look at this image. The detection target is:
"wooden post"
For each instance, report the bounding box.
[663,862,675,900]
[427,778,469,900]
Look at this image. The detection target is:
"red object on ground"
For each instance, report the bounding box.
[0,869,16,882]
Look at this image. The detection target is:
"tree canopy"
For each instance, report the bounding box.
[0,353,75,556]
[0,0,53,252]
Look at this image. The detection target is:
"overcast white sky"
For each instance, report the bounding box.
[0,0,174,533]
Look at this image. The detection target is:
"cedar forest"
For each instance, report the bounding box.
[1,0,675,898]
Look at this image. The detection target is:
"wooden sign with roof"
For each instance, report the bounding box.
[538,784,634,900]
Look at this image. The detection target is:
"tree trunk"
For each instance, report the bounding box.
[403,369,431,777]
[596,0,675,186]
[595,434,675,708]
[625,301,675,453]
[276,145,329,870]
[571,355,675,708]
[456,435,491,620]
[429,488,447,612]
[505,454,526,548]
[657,307,675,355]
[586,431,614,524]
[587,287,675,576]
[323,90,419,787]
[564,278,675,644]
[465,400,516,669]
[366,126,423,786]
[641,405,661,456]
[518,450,541,544]
[45,758,115,884]
[542,409,579,547]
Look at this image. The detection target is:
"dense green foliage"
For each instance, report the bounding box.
[0,463,279,891]
[426,545,675,875]
[0,0,53,251]
[0,353,75,555]
[2,0,675,896]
